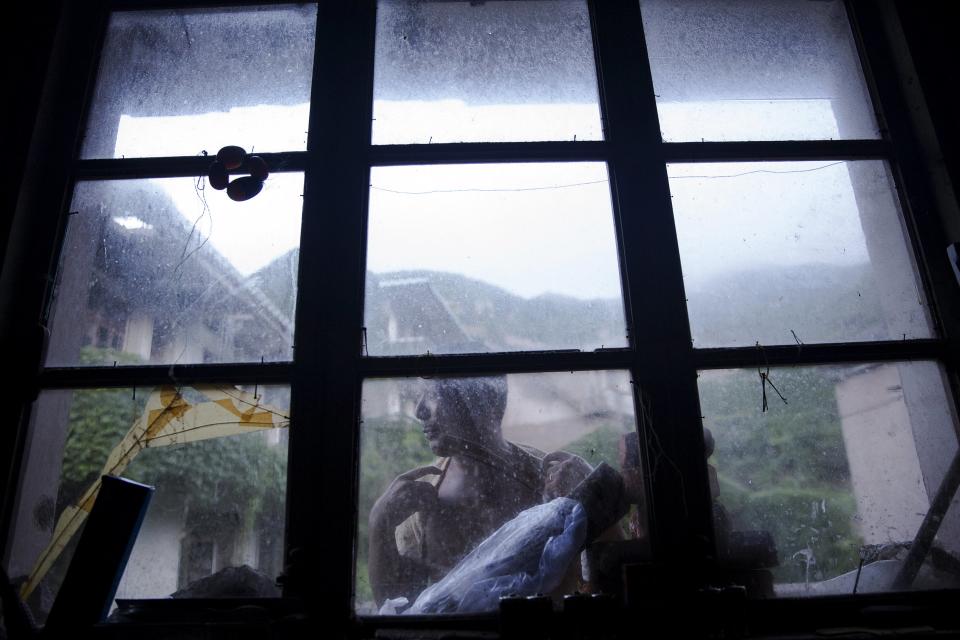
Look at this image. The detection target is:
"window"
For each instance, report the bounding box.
[637,0,960,598]
[2,0,958,632]
[3,3,311,622]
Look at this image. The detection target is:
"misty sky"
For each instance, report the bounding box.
[113,99,886,300]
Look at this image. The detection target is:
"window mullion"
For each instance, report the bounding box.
[591,0,715,567]
[285,0,377,622]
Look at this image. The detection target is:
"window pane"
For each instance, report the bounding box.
[5,384,289,623]
[364,163,627,355]
[639,0,879,141]
[700,362,960,596]
[356,371,647,614]
[670,161,933,347]
[372,0,602,144]
[45,176,302,367]
[81,5,316,159]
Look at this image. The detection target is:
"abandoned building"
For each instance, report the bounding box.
[2,0,959,637]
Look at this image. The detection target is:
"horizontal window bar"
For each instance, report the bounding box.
[368,141,608,166]
[72,141,886,178]
[73,151,310,180]
[38,361,292,389]
[358,348,633,378]
[663,139,890,162]
[40,342,943,388]
[693,339,944,370]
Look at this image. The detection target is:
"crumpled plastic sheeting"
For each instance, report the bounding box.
[406,497,587,614]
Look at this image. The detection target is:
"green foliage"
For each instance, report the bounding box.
[57,348,145,513]
[699,367,862,583]
[58,347,286,537]
[355,416,435,607]
[124,432,287,534]
[723,483,859,582]
[562,425,623,469]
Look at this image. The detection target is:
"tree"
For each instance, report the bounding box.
[57,347,287,588]
[699,366,861,583]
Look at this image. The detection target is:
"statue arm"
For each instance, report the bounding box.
[541,450,594,501]
[368,515,430,607]
[368,465,440,607]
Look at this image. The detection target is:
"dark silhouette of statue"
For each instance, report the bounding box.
[368,376,592,607]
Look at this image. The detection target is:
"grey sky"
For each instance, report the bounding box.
[116,100,880,300]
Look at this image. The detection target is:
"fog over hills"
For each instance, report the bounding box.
[683,262,895,347]
[251,249,913,351]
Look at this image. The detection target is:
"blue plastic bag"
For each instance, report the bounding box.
[405,497,588,614]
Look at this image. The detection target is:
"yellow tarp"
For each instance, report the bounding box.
[20,384,289,600]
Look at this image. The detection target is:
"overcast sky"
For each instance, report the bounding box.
[113,99,883,299]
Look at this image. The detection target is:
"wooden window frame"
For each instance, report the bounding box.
[1,0,958,631]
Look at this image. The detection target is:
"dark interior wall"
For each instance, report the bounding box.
[0,1,64,264]
[894,1,960,201]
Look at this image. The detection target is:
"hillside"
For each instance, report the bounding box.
[251,251,911,352]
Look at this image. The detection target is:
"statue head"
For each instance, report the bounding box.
[415,376,508,457]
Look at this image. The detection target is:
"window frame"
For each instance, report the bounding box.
[1,0,959,630]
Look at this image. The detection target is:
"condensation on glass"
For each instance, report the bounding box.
[372,0,603,144]
[81,5,316,159]
[356,371,647,614]
[639,0,880,142]
[4,384,289,622]
[364,163,627,355]
[44,176,303,367]
[669,161,933,347]
[698,361,960,596]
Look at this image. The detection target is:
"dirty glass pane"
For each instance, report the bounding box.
[699,362,960,596]
[364,163,626,355]
[356,371,647,614]
[81,5,316,158]
[639,0,879,141]
[669,161,933,347]
[372,0,602,144]
[5,384,289,623]
[44,176,302,367]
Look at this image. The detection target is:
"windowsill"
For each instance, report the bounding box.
[89,590,960,639]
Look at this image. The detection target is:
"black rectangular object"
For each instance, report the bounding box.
[44,475,153,632]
